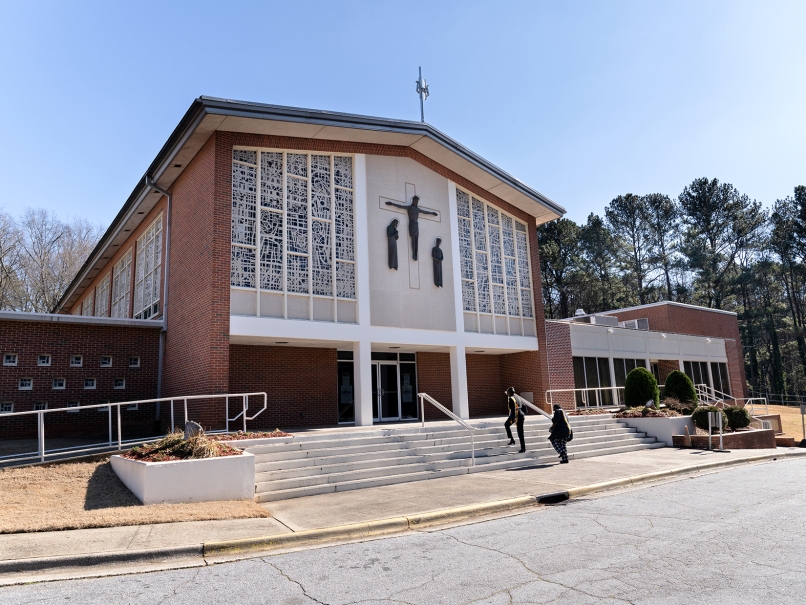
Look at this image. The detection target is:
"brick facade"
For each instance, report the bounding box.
[0,318,159,438]
[656,359,681,386]
[544,321,575,410]
[228,345,337,429]
[415,352,452,421]
[672,429,775,449]
[604,303,747,398]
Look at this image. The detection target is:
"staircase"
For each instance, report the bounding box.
[244,414,664,502]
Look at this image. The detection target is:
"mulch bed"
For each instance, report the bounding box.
[209,429,291,441]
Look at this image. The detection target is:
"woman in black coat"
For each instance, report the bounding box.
[548,404,571,464]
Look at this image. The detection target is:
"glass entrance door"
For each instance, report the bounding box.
[372,363,400,421]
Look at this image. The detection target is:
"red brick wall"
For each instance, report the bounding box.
[162,134,230,398]
[500,351,542,404]
[466,354,504,417]
[415,352,452,421]
[604,303,747,397]
[228,345,337,429]
[0,319,160,438]
[672,429,775,449]
[657,359,681,386]
[545,320,575,410]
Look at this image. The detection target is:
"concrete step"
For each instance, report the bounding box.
[249,426,640,463]
[255,439,662,502]
[254,433,656,480]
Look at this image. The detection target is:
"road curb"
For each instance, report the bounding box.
[4,450,806,576]
[0,544,203,575]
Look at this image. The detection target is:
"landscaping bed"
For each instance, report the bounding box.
[209,429,291,441]
[0,459,269,534]
[672,429,776,449]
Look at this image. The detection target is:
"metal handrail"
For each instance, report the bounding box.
[0,392,267,466]
[513,394,552,420]
[418,392,476,466]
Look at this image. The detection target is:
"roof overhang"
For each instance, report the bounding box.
[56,97,565,312]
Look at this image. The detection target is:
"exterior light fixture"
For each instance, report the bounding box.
[607,328,614,334]
[274,341,289,344]
[475,350,485,353]
[706,338,712,343]
[661,334,667,339]
[389,346,401,349]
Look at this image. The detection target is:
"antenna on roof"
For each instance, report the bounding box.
[415,66,429,123]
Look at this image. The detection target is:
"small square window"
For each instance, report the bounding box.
[70,355,83,367]
[67,401,80,413]
[100,356,112,368]
[0,402,13,414]
[129,357,140,368]
[34,402,47,411]
[38,354,52,367]
[3,353,18,366]
[114,378,125,389]
[53,378,66,390]
[84,378,96,390]
[19,378,32,390]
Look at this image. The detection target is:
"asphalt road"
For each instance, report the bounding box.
[3,458,805,604]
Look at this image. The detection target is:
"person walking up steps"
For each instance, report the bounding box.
[504,387,526,453]
[549,404,572,463]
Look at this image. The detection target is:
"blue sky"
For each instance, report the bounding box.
[0,1,803,226]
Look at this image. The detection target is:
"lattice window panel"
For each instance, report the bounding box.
[260,152,283,210]
[231,149,356,318]
[111,250,131,319]
[81,291,94,316]
[134,215,163,320]
[456,187,536,331]
[95,274,110,317]
[259,211,283,291]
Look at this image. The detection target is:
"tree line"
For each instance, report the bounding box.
[537,179,806,397]
[0,209,102,313]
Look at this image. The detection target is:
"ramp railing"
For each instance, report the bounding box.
[0,392,267,466]
[418,392,477,466]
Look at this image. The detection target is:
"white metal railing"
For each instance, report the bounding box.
[418,392,477,466]
[514,394,552,420]
[0,392,267,466]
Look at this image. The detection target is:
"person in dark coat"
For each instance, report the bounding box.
[504,387,525,453]
[548,404,571,463]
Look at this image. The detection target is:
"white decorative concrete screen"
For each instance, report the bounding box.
[231,149,356,321]
[457,188,535,336]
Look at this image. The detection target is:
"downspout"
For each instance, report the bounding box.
[146,177,172,417]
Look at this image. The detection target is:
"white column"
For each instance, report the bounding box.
[353,340,374,426]
[450,344,469,419]
[353,154,371,327]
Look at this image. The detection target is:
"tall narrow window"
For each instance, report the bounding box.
[94,274,110,317]
[112,249,132,318]
[134,215,163,319]
[81,291,94,316]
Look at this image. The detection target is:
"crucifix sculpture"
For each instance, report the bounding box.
[385,195,438,261]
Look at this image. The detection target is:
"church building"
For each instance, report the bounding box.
[0,98,746,434]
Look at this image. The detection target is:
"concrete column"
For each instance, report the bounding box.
[353,340,374,426]
[450,344,469,419]
[353,154,371,327]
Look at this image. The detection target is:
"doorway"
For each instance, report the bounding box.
[370,352,418,422]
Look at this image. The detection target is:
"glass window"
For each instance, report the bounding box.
[4,353,18,366]
[70,355,83,367]
[81,291,94,316]
[95,274,110,317]
[573,356,613,407]
[337,361,354,423]
[19,378,32,390]
[0,403,13,414]
[710,362,731,396]
[34,402,47,411]
[84,378,96,390]
[52,378,65,390]
[129,357,140,367]
[100,356,112,367]
[37,354,51,366]
[134,215,163,319]
[399,362,418,419]
[112,249,132,318]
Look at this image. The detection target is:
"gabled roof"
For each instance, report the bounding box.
[55,97,565,312]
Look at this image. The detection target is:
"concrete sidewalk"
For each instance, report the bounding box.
[1,446,804,581]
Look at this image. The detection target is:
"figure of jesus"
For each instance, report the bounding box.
[385,195,438,261]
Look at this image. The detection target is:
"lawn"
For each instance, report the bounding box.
[752,404,805,440]
[0,459,269,534]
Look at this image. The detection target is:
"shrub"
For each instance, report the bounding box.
[662,397,697,416]
[664,371,697,404]
[724,406,751,431]
[624,367,660,408]
[691,406,729,433]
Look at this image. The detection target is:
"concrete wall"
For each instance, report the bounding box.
[367,156,456,331]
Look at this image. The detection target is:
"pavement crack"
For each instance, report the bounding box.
[263,558,328,604]
[155,567,201,605]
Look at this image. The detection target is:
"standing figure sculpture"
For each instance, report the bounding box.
[385,195,438,261]
[387,218,399,270]
[431,237,444,287]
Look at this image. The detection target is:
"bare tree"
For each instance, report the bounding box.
[0,210,22,309]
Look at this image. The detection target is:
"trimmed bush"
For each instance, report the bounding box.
[691,406,729,433]
[624,367,660,408]
[724,406,751,431]
[664,371,697,404]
